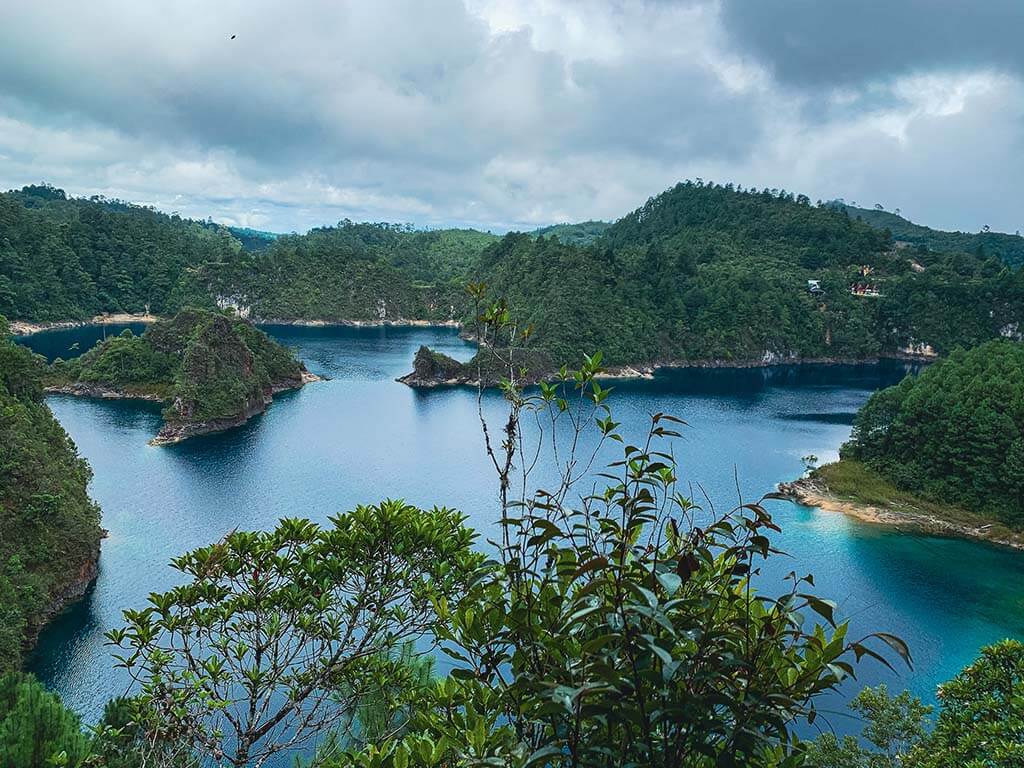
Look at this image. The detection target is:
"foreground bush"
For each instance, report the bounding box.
[810,639,1024,767]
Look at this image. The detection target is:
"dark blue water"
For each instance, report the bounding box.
[18,325,1024,748]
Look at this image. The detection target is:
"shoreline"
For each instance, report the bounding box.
[11,313,159,336]
[778,476,1024,551]
[398,353,934,388]
[257,317,462,329]
[11,314,462,336]
[13,316,935,381]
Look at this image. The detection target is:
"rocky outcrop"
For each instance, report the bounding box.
[44,382,164,401]
[29,535,102,644]
[398,346,477,387]
[46,310,323,445]
[149,371,320,446]
[397,346,557,388]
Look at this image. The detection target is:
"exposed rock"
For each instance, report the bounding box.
[29,535,103,644]
[398,346,476,387]
[44,382,164,401]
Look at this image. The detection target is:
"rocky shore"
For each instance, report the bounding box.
[44,382,165,401]
[397,347,935,389]
[27,533,103,649]
[778,476,1024,551]
[259,317,461,329]
[149,370,322,446]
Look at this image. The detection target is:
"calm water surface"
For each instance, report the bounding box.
[19,325,1024,746]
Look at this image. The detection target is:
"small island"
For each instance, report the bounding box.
[397,345,555,388]
[781,339,1024,550]
[46,309,320,445]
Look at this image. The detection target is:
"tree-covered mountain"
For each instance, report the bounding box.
[212,223,498,323]
[841,339,1024,527]
[0,321,102,670]
[7,181,1023,374]
[457,182,1024,370]
[0,186,504,325]
[49,309,315,444]
[0,185,240,321]
[842,204,1024,268]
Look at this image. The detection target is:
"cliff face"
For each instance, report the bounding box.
[398,346,476,387]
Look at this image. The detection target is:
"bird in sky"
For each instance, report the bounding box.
[230,34,236,40]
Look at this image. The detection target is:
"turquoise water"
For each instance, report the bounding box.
[19,325,1024,746]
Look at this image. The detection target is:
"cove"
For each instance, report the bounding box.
[19,324,1024,743]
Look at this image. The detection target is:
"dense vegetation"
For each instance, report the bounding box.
[461,182,1024,368]
[810,639,1024,767]
[844,203,1024,268]
[0,321,102,671]
[842,339,1024,526]
[529,220,610,246]
[0,186,498,325]
[0,185,239,321]
[7,182,1023,374]
[215,223,498,323]
[50,309,308,441]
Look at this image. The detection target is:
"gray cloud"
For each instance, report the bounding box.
[0,0,1021,234]
[719,0,1024,88]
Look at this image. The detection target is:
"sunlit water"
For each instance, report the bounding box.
[18,324,1024,753]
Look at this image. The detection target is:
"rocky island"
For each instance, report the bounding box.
[397,344,555,388]
[46,309,320,445]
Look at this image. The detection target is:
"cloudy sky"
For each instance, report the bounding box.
[1,1,1021,234]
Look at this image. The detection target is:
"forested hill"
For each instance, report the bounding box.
[842,339,1024,527]
[0,184,241,321]
[465,182,1024,368]
[0,185,500,324]
[214,223,499,322]
[48,308,313,444]
[0,321,102,669]
[842,204,1024,268]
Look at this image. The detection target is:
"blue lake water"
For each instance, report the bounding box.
[18,324,1024,749]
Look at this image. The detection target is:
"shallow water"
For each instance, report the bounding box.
[18,324,1024,751]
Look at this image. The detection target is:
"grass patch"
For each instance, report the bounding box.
[813,460,1024,542]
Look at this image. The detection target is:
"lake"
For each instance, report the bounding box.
[19,324,1024,749]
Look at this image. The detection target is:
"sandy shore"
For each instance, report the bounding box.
[11,313,159,336]
[778,477,1024,551]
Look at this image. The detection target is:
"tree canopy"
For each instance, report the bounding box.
[0,319,102,670]
[843,338,1024,526]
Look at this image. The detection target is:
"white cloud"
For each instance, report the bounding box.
[0,1,1020,233]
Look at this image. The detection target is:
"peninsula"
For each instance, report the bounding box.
[780,339,1024,549]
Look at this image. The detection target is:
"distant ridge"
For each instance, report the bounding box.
[840,204,1024,268]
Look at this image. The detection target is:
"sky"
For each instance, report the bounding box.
[0,0,1021,234]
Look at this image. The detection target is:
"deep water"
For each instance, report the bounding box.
[18,324,1024,754]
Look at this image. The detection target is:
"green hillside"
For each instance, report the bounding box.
[529,220,611,246]
[214,223,498,322]
[463,182,1024,369]
[49,309,311,443]
[0,322,102,669]
[841,338,1024,526]
[0,185,241,321]
[843,204,1024,268]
